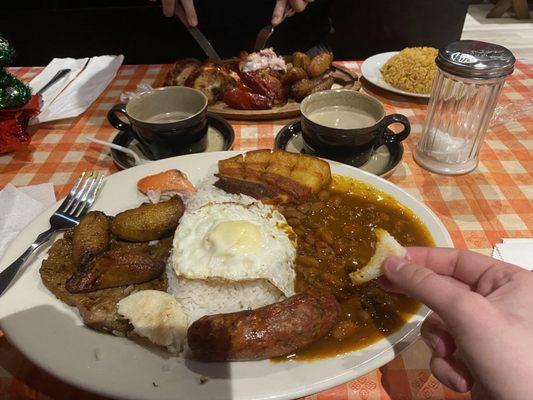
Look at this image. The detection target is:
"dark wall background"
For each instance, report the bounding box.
[1,0,469,65]
[330,0,470,59]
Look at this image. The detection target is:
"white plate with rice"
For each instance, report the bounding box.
[360,52,432,99]
[0,151,452,400]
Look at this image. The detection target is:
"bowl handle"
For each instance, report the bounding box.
[378,114,410,146]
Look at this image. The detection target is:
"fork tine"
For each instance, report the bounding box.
[64,171,95,215]
[72,172,99,217]
[62,171,91,213]
[91,173,105,204]
[76,172,105,218]
[58,171,86,211]
[75,172,101,218]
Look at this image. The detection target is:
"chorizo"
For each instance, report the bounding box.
[187,287,341,361]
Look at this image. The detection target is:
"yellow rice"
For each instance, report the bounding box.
[380,47,438,94]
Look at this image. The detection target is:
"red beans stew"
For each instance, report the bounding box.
[277,176,434,360]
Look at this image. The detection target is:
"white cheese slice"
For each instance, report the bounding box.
[118,290,188,353]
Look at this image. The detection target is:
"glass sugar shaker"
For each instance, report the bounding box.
[414,40,515,175]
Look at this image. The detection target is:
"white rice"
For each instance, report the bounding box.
[166,259,284,324]
[166,174,292,326]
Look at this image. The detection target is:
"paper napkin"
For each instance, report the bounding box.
[0,183,56,258]
[492,238,533,271]
[28,57,89,115]
[29,55,124,124]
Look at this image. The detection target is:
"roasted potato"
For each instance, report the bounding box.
[310,75,334,94]
[292,52,311,71]
[110,196,185,242]
[307,52,333,78]
[282,67,307,85]
[290,75,335,102]
[66,250,165,293]
[290,79,315,102]
[72,211,110,268]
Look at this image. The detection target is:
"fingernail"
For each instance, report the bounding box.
[384,256,408,273]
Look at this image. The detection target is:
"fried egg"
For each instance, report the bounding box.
[172,192,296,297]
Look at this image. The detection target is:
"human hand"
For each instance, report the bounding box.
[381,247,533,400]
[272,0,312,26]
[161,0,198,27]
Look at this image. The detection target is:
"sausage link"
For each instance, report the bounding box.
[187,287,341,361]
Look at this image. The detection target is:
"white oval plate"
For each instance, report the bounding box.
[360,52,431,99]
[0,151,452,400]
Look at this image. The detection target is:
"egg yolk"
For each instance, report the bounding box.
[207,220,263,255]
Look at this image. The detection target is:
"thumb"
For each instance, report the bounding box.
[383,256,479,328]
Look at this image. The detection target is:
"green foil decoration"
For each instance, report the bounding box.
[0,71,32,108]
[0,36,15,67]
[0,36,31,108]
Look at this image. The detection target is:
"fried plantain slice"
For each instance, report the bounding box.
[110,196,185,242]
[307,52,333,78]
[72,211,110,268]
[65,250,165,293]
[40,228,170,335]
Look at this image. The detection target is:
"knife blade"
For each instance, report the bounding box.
[174,0,222,62]
[36,69,71,95]
[253,25,274,53]
[187,27,222,62]
[253,6,294,52]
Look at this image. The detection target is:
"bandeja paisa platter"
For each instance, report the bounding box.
[0,150,451,400]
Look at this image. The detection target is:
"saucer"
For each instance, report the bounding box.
[111,113,234,170]
[274,120,403,178]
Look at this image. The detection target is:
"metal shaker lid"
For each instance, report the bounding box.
[436,40,515,79]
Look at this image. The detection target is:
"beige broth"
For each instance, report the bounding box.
[145,111,191,123]
[308,106,377,129]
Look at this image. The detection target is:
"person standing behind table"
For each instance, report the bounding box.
[380,247,533,399]
[160,0,333,57]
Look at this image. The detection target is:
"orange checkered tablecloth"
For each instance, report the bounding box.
[0,61,531,400]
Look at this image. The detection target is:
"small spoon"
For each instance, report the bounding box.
[86,137,151,166]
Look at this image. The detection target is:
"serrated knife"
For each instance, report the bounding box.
[174,1,221,62]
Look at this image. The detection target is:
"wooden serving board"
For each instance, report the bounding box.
[208,63,360,121]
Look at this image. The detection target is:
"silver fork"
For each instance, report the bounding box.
[0,171,105,296]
